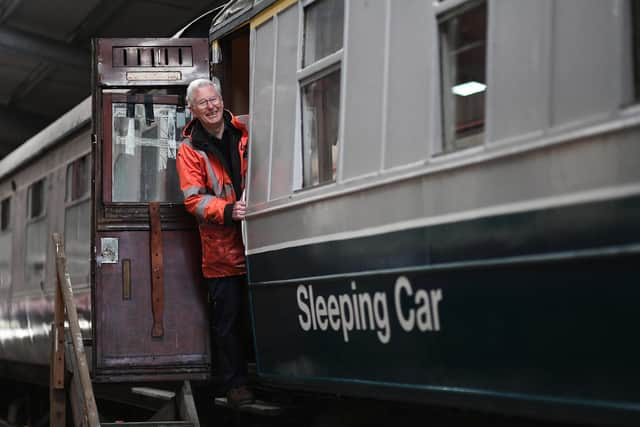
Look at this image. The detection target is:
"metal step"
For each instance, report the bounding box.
[102,422,193,427]
[130,387,176,401]
[214,397,283,416]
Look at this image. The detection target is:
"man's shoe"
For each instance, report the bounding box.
[227,385,254,407]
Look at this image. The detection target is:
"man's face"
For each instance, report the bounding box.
[190,85,224,129]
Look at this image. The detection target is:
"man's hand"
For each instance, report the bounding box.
[231,200,246,221]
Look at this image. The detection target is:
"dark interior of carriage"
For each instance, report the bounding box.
[211,25,250,116]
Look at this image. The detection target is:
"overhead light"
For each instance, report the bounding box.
[451,81,486,97]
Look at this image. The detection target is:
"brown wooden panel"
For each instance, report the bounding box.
[95,229,208,378]
[97,38,207,86]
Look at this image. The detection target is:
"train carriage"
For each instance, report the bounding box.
[0,98,93,372]
[0,0,638,426]
[213,0,640,424]
[0,24,219,427]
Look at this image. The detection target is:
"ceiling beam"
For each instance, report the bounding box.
[0,104,52,127]
[0,0,23,24]
[8,62,55,105]
[0,25,88,69]
[67,0,130,42]
[0,105,50,155]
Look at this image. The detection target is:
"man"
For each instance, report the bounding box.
[176,78,253,407]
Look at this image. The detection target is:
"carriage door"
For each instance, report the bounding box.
[92,38,210,381]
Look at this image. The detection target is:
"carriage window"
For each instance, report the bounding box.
[299,0,344,188]
[303,0,344,67]
[111,103,186,202]
[633,0,639,102]
[26,179,47,290]
[0,197,10,290]
[439,0,487,152]
[65,155,91,286]
[28,178,45,219]
[1,197,9,231]
[301,69,341,187]
[66,155,90,202]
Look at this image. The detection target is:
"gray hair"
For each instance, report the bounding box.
[186,77,222,107]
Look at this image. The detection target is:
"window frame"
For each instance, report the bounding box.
[293,0,345,191]
[436,0,488,154]
[97,92,196,230]
[433,0,473,15]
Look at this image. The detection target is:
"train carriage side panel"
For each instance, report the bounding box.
[235,0,640,423]
[385,0,433,169]
[0,101,92,369]
[340,0,386,180]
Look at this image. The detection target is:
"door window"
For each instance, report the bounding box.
[111,102,188,202]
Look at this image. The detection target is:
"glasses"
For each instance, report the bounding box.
[195,96,221,108]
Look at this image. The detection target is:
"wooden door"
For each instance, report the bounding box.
[92,39,211,381]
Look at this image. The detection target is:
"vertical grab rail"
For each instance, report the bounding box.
[51,233,100,427]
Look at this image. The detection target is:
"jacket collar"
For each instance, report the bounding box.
[182,110,240,150]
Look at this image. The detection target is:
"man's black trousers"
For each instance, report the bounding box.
[206,274,249,392]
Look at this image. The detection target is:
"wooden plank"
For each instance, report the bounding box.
[65,337,87,427]
[49,324,66,427]
[52,233,100,427]
[53,281,65,388]
[51,242,67,427]
[177,381,200,427]
[131,387,175,400]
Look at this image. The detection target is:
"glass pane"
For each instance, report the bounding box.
[440,1,487,151]
[111,103,186,202]
[1,198,9,230]
[303,0,344,67]
[0,233,11,291]
[26,219,46,290]
[301,69,341,187]
[65,200,90,287]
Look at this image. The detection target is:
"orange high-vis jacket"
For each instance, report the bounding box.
[176,112,248,278]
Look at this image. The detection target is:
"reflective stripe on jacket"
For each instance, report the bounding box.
[176,111,248,278]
